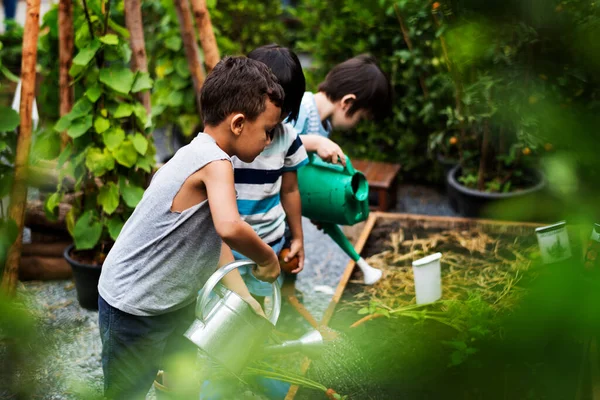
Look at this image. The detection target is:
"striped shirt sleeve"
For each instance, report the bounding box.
[282,124,308,171]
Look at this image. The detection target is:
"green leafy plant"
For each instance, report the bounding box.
[0,105,20,272]
[142,1,200,140]
[208,0,287,56]
[47,0,155,264]
[437,1,600,193]
[0,33,21,272]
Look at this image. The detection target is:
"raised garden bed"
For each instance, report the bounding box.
[287,212,592,400]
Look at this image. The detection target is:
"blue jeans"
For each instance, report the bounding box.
[98,296,197,400]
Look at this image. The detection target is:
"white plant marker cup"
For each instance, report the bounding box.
[412,252,442,305]
[535,221,572,264]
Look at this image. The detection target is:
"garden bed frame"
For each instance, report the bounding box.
[285,211,549,399]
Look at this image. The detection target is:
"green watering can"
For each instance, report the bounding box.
[297,153,383,284]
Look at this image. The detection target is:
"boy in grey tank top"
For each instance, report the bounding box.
[98,57,284,400]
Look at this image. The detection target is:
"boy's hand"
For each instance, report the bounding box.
[316,138,346,166]
[285,239,305,274]
[253,253,281,283]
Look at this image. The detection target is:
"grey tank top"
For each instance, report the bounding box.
[98,133,230,316]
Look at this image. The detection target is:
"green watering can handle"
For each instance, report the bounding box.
[307,152,358,176]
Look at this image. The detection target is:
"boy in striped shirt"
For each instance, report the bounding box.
[231,44,308,297]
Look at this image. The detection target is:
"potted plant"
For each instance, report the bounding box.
[46,1,155,310]
[438,10,551,221]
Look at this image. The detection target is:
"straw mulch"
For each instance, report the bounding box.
[347,229,539,313]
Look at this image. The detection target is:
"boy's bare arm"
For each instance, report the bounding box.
[280,171,304,272]
[199,160,280,282]
[218,242,266,317]
[299,135,346,166]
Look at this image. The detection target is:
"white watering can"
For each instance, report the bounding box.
[184,260,324,375]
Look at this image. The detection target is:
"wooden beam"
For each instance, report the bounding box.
[58,0,74,148]
[174,0,205,116]
[1,0,41,295]
[189,0,220,73]
[124,0,151,115]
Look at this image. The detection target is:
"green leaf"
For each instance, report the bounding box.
[94,117,110,134]
[67,98,93,120]
[113,103,133,118]
[66,207,76,237]
[98,182,120,215]
[72,39,101,66]
[132,103,148,127]
[121,182,145,208]
[113,139,138,168]
[166,91,183,107]
[73,210,103,250]
[67,114,93,138]
[357,307,370,315]
[43,192,62,221]
[69,63,85,77]
[136,153,153,173]
[107,216,124,240]
[99,34,119,45]
[57,142,72,167]
[0,64,19,83]
[0,218,18,266]
[85,84,103,103]
[132,72,153,93]
[99,65,135,95]
[177,114,200,137]
[175,58,190,78]
[103,127,125,151]
[132,133,148,155]
[0,175,13,198]
[165,36,182,51]
[85,147,115,176]
[0,106,19,131]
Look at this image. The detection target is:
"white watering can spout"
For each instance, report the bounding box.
[263,329,325,358]
[357,257,383,285]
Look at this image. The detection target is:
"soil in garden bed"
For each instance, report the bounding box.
[296,219,587,400]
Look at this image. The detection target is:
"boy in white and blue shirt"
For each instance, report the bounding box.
[232,45,308,297]
[293,55,393,166]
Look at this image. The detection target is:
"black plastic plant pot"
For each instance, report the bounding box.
[447,165,546,221]
[63,244,102,311]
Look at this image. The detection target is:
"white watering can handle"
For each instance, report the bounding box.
[198,260,281,325]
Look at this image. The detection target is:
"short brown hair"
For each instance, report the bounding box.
[318,54,392,121]
[201,56,285,126]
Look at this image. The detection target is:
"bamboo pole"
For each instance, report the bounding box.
[124,0,151,115]
[1,0,42,296]
[58,0,74,148]
[189,0,220,73]
[174,0,205,115]
[393,3,429,98]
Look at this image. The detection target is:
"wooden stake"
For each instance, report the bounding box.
[58,0,74,148]
[189,0,220,73]
[124,0,151,115]
[1,0,41,296]
[477,119,491,191]
[174,0,205,115]
[432,10,467,164]
[393,3,429,98]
